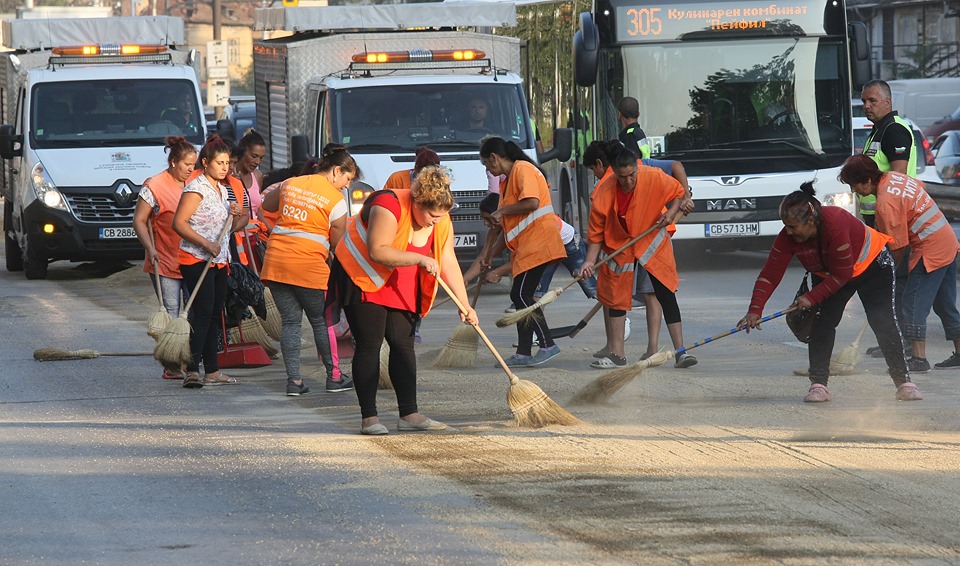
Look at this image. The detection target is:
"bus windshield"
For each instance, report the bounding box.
[330,83,532,152]
[601,38,852,175]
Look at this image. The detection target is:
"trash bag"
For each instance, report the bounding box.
[224,261,266,327]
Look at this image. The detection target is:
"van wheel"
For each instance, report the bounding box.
[23,235,48,280]
[4,201,23,272]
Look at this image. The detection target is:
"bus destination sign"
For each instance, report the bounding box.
[614,0,827,43]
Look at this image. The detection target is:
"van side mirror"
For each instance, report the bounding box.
[291,135,309,164]
[538,128,573,164]
[574,12,599,87]
[848,21,871,90]
[0,124,22,159]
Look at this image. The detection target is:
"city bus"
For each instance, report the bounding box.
[509,0,870,250]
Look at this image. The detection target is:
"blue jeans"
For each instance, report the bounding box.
[536,235,597,299]
[149,274,184,318]
[902,254,960,341]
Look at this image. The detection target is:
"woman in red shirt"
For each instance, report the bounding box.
[331,167,477,435]
[738,182,922,403]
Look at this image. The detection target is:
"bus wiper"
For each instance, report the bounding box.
[711,138,822,158]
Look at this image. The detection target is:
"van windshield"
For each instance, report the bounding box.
[328,83,532,152]
[30,79,204,149]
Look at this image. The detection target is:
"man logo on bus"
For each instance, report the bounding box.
[706,199,757,211]
[721,176,741,185]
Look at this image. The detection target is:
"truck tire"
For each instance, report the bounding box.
[4,201,23,272]
[23,234,48,280]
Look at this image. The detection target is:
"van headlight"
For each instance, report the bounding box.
[31,162,68,211]
[347,181,375,217]
[823,191,854,209]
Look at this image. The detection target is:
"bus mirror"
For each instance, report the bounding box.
[291,134,309,165]
[848,21,871,90]
[574,12,599,87]
[538,128,573,164]
[0,124,22,159]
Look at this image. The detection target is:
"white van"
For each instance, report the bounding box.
[886,78,960,131]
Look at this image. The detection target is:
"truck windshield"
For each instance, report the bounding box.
[30,79,204,149]
[329,83,532,152]
[599,38,852,175]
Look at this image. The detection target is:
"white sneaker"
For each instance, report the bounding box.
[624,317,632,341]
[504,304,517,313]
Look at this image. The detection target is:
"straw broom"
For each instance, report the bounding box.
[831,320,870,373]
[497,224,660,328]
[34,348,153,361]
[434,281,483,369]
[378,341,393,390]
[241,227,282,341]
[154,219,233,369]
[572,307,797,404]
[146,223,173,340]
[436,278,579,428]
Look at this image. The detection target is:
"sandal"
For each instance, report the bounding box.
[182,372,203,389]
[590,355,627,369]
[593,348,613,359]
[202,372,239,386]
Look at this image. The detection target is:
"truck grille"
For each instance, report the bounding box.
[65,194,137,223]
[452,213,481,222]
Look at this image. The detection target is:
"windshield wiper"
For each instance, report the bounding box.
[710,138,822,158]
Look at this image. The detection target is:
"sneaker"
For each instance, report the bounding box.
[803,383,832,403]
[896,382,923,401]
[934,351,960,369]
[906,356,931,374]
[503,354,533,368]
[871,344,914,358]
[326,375,354,392]
[674,352,697,368]
[512,338,540,348]
[624,317,632,341]
[504,304,517,313]
[528,345,561,366]
[286,381,310,396]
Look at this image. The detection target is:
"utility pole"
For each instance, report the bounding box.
[213,0,223,119]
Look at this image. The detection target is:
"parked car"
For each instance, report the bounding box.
[213,96,256,145]
[853,116,939,183]
[931,130,960,186]
[923,104,960,143]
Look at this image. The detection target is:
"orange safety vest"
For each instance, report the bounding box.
[261,174,343,289]
[592,164,676,235]
[499,161,565,276]
[335,189,452,316]
[589,166,685,292]
[141,170,183,279]
[383,169,413,190]
[813,217,893,280]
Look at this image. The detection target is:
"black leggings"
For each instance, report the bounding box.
[344,302,419,419]
[647,271,682,324]
[180,262,228,374]
[510,263,554,355]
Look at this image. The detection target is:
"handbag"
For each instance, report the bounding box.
[785,272,821,343]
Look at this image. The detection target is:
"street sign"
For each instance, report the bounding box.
[207,78,230,108]
[208,66,229,79]
[206,40,229,69]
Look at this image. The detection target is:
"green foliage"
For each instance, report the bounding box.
[885,43,959,78]
[232,64,254,96]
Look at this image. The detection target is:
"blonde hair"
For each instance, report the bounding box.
[411,166,454,211]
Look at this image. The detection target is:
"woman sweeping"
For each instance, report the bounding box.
[260,144,356,396]
[133,135,197,379]
[478,137,565,367]
[331,166,477,435]
[172,135,248,388]
[737,182,922,403]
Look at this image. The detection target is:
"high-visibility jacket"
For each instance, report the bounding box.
[261,174,344,289]
[592,163,677,235]
[383,169,414,190]
[141,170,183,279]
[335,189,452,316]
[859,113,918,219]
[498,161,565,276]
[589,165,685,292]
[812,222,892,279]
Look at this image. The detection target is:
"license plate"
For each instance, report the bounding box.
[99,227,137,239]
[454,234,477,248]
[704,222,760,237]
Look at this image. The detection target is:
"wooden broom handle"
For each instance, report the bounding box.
[553,223,661,297]
[436,277,517,382]
[181,218,234,315]
[470,279,483,309]
[568,302,604,338]
[146,219,164,308]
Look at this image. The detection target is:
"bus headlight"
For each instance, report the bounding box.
[347,181,375,217]
[31,162,68,211]
[823,191,854,209]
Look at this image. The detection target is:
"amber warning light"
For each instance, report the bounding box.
[351,49,485,63]
[52,44,168,56]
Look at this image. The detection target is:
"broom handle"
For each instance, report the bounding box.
[853,320,869,344]
[146,219,165,309]
[676,306,797,355]
[182,218,234,315]
[241,223,260,277]
[552,224,661,297]
[434,282,477,309]
[471,279,483,309]
[568,302,604,338]
[436,278,518,384]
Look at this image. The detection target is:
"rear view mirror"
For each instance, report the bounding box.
[538,128,573,164]
[0,124,22,159]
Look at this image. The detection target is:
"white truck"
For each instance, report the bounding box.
[251,3,571,265]
[0,17,205,279]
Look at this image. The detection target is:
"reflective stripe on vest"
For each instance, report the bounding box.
[505,204,553,243]
[816,223,891,279]
[858,195,876,213]
[637,227,669,267]
[911,204,948,240]
[342,219,386,289]
[605,259,635,274]
[271,225,330,250]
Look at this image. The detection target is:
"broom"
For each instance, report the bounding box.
[436,278,579,428]
[831,320,870,372]
[145,223,173,340]
[496,224,660,328]
[378,341,393,390]
[227,307,278,357]
[34,348,153,361]
[433,281,483,369]
[241,227,282,341]
[572,306,797,404]
[154,218,233,369]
